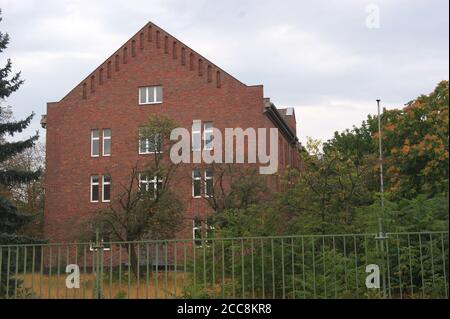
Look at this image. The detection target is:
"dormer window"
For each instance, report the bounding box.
[139,86,163,105]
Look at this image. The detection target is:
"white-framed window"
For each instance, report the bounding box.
[205,170,213,198]
[89,234,111,251]
[193,218,214,247]
[203,122,214,151]
[91,129,100,157]
[192,169,202,198]
[139,132,162,154]
[102,129,111,156]
[102,175,111,202]
[90,175,99,202]
[139,174,163,199]
[139,86,163,105]
[192,120,201,151]
[192,218,202,247]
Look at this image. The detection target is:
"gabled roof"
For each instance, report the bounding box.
[59,21,249,102]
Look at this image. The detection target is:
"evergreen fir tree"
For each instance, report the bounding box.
[0,9,42,297]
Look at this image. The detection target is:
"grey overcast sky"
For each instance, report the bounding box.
[0,0,448,145]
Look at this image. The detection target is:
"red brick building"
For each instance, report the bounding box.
[42,22,300,242]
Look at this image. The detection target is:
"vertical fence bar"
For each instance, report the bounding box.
[311,237,316,299]
[385,238,392,299]
[118,245,122,295]
[73,245,77,299]
[184,242,187,297]
[56,246,61,299]
[192,240,196,298]
[14,246,19,299]
[82,245,86,299]
[261,238,265,299]
[271,238,275,299]
[48,247,52,299]
[164,242,168,299]
[203,240,207,295]
[137,244,141,299]
[407,234,414,298]
[231,240,235,298]
[31,246,36,298]
[6,247,10,299]
[39,247,43,299]
[343,237,347,294]
[65,246,69,299]
[418,234,425,298]
[109,246,113,299]
[146,244,149,300]
[23,246,27,299]
[251,239,255,299]
[281,238,285,299]
[241,239,245,299]
[211,240,215,299]
[0,247,2,295]
[174,242,178,298]
[301,237,306,299]
[127,244,131,299]
[396,234,403,299]
[364,235,369,299]
[441,233,448,298]
[221,240,225,299]
[155,243,159,299]
[291,237,295,299]
[429,234,435,293]
[333,236,337,299]
[353,236,358,299]
[323,236,327,299]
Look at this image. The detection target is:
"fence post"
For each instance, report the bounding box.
[375,232,388,299]
[91,229,104,299]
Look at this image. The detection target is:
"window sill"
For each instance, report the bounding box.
[139,101,163,106]
[139,151,164,155]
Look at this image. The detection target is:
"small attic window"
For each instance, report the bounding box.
[123,47,128,64]
[189,53,195,71]
[139,33,144,49]
[164,36,169,54]
[172,42,177,59]
[82,83,87,99]
[131,40,136,57]
[156,31,161,48]
[181,47,186,65]
[207,65,212,83]
[198,59,204,76]
[148,25,153,42]
[115,55,120,71]
[216,71,221,88]
[107,61,112,78]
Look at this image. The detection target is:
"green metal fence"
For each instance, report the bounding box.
[0,231,448,299]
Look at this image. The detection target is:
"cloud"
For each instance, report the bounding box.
[0,0,448,144]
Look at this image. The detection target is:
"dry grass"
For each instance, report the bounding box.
[18,272,192,299]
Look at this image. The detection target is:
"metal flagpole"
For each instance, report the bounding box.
[376,99,385,238]
[375,99,388,299]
